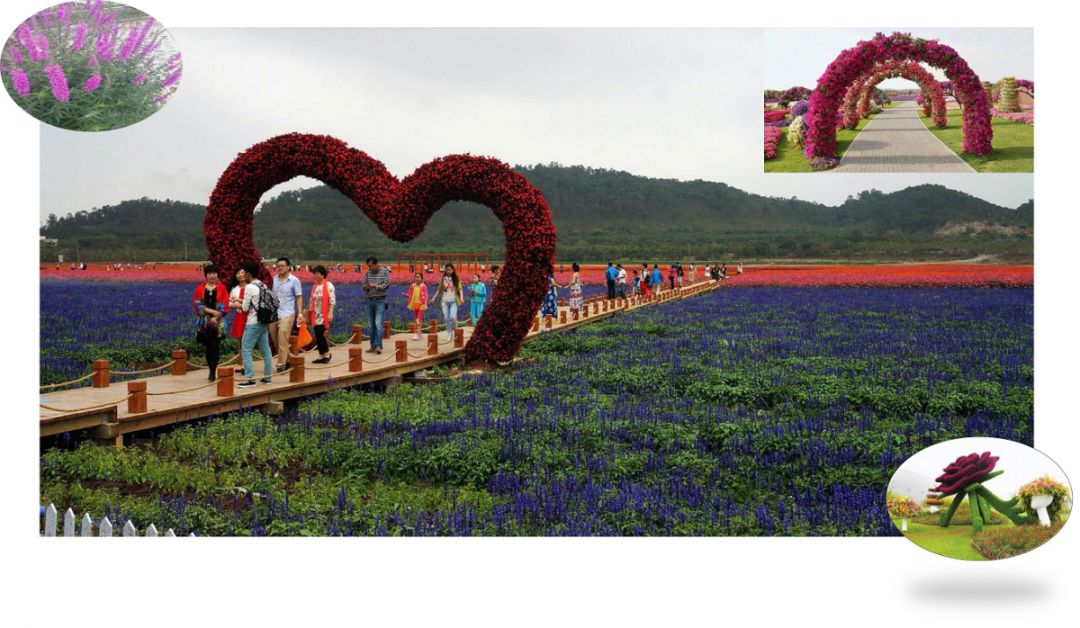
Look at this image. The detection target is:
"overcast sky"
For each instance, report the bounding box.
[889,438,1069,502]
[39,28,1033,222]
[764,27,1033,90]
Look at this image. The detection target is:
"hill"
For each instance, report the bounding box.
[40,165,1033,263]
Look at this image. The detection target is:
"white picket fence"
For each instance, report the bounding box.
[40,503,193,537]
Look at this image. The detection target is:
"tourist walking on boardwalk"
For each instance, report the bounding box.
[616,264,628,299]
[737,261,744,275]
[677,263,685,287]
[689,263,696,284]
[231,261,274,387]
[193,264,228,382]
[270,258,303,373]
[605,262,617,300]
[651,264,662,295]
[489,264,500,295]
[430,263,464,341]
[639,269,651,299]
[307,265,336,364]
[229,268,248,342]
[406,272,428,340]
[540,271,559,330]
[668,264,676,291]
[469,273,488,324]
[363,256,391,354]
[569,263,584,316]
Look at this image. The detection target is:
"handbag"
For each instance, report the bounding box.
[195,318,219,344]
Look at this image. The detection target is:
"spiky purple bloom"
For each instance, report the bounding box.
[132,71,147,86]
[43,64,70,102]
[126,18,155,60]
[71,23,88,51]
[95,32,115,62]
[7,45,24,65]
[139,40,160,59]
[28,32,50,62]
[83,74,101,92]
[162,69,181,89]
[10,67,30,98]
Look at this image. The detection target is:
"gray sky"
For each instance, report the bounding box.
[40,28,1033,222]
[889,438,1070,502]
[764,27,1034,90]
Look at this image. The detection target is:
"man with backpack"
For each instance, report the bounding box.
[231,261,276,388]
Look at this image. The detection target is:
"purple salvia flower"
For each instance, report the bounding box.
[11,67,30,98]
[29,32,50,62]
[117,27,139,61]
[16,24,33,49]
[131,71,147,85]
[83,74,101,92]
[8,45,24,65]
[72,23,88,51]
[87,0,103,24]
[162,68,181,89]
[130,18,154,58]
[43,64,70,102]
[96,32,115,62]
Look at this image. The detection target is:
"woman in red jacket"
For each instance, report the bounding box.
[193,264,229,381]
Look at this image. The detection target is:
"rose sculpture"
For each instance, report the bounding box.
[805,32,992,168]
[204,133,557,364]
[931,451,1031,533]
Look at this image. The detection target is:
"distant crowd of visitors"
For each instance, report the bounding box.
[193,259,738,386]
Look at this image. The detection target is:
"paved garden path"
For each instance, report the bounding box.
[834,102,974,173]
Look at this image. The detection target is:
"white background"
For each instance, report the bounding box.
[2,1,1074,625]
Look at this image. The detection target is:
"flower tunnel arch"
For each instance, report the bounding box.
[840,60,948,129]
[204,133,557,364]
[805,32,992,167]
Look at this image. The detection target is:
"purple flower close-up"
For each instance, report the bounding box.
[71,23,88,51]
[83,74,101,92]
[11,67,30,97]
[43,64,70,102]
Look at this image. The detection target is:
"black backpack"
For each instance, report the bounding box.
[253,280,280,324]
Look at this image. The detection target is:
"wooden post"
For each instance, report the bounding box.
[558,297,565,307]
[289,333,299,357]
[383,321,391,340]
[532,317,540,332]
[395,340,407,362]
[348,347,363,372]
[429,320,438,335]
[288,355,305,383]
[127,381,147,414]
[171,349,187,375]
[545,315,553,330]
[454,328,464,348]
[92,359,109,388]
[216,366,234,397]
[560,310,567,324]
[427,333,438,356]
[352,324,363,344]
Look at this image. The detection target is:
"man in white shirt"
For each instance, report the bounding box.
[616,264,628,299]
[271,257,303,372]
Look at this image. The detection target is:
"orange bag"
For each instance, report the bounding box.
[296,322,314,349]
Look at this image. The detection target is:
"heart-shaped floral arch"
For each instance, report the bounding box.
[204,133,557,364]
[805,32,991,169]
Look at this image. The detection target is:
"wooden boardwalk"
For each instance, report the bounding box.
[40,279,723,442]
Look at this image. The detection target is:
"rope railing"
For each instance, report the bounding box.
[40,394,134,413]
[111,360,177,376]
[145,379,219,396]
[39,371,95,391]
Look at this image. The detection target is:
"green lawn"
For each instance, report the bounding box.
[898,519,993,561]
[764,114,876,173]
[920,108,1034,173]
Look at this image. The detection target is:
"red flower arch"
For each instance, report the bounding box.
[805,32,991,168]
[840,60,947,129]
[204,133,557,364]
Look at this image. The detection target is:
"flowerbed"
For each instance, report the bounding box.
[764,126,783,159]
[41,286,1033,535]
[991,108,1033,125]
[971,521,1065,560]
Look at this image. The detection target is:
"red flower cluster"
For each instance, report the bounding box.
[764,109,789,123]
[728,264,1032,288]
[805,32,992,165]
[933,452,999,495]
[203,133,557,364]
[764,126,783,159]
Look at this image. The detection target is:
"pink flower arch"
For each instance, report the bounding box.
[841,60,947,129]
[805,32,991,167]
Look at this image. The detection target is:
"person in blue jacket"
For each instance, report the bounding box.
[468,273,488,324]
[651,264,663,295]
[605,261,617,300]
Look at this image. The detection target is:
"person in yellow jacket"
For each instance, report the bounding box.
[429,263,464,341]
[406,272,429,340]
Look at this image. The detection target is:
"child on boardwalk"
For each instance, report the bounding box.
[469,273,488,324]
[406,272,428,340]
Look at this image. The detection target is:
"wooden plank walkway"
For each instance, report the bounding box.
[40,279,723,441]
